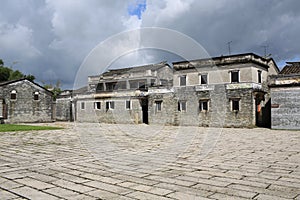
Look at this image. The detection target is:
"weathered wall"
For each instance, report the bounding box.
[76,97,143,124]
[0,80,53,123]
[271,87,300,130]
[56,97,73,121]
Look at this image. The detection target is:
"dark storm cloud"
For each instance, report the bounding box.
[0,0,299,88]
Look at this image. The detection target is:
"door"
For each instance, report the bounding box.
[141,98,148,124]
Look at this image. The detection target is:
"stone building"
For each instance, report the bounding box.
[0,78,54,123]
[72,53,279,128]
[75,62,173,124]
[149,53,279,127]
[269,62,300,130]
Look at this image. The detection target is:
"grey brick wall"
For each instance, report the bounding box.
[271,87,300,130]
[0,80,53,123]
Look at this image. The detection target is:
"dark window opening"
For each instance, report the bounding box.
[117,81,127,90]
[126,100,131,110]
[180,75,186,86]
[231,71,239,83]
[81,102,85,110]
[155,101,162,111]
[105,82,117,91]
[96,83,104,91]
[232,100,239,111]
[258,70,262,83]
[199,100,208,111]
[10,90,17,100]
[200,74,208,84]
[178,101,186,112]
[94,102,101,109]
[106,101,115,110]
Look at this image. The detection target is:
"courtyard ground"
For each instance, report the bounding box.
[0,122,299,199]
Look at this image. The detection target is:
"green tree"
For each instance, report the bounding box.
[0,59,35,82]
[43,80,62,100]
[0,66,12,82]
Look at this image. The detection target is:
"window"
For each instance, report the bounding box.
[106,101,115,110]
[155,100,162,112]
[258,70,262,83]
[105,82,116,91]
[96,83,104,91]
[231,71,239,83]
[199,100,209,111]
[94,102,101,110]
[125,100,131,110]
[117,81,127,90]
[178,101,186,112]
[179,75,186,86]
[129,80,138,89]
[231,99,240,111]
[34,92,39,100]
[81,102,85,110]
[10,90,17,100]
[200,74,208,85]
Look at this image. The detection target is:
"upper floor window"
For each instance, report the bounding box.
[178,101,187,112]
[117,81,127,90]
[96,83,104,92]
[230,70,239,83]
[125,100,131,110]
[106,101,115,110]
[106,82,117,91]
[34,91,39,100]
[179,75,186,86]
[258,70,262,83]
[81,102,85,110]
[10,90,17,100]
[155,100,162,112]
[199,74,208,85]
[94,102,101,110]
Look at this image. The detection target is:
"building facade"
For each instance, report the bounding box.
[269,62,300,130]
[0,79,54,123]
[71,53,279,128]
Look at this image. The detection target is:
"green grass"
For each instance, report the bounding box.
[0,124,63,132]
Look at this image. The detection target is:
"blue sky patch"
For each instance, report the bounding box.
[127,0,147,20]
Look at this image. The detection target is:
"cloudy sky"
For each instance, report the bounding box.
[1,0,299,89]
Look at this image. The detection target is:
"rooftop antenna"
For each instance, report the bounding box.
[261,45,269,58]
[227,41,232,55]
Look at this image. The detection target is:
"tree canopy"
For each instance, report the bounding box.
[0,59,35,82]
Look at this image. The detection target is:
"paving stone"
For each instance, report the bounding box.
[11,186,59,200]
[0,188,20,200]
[44,187,80,199]
[15,177,55,190]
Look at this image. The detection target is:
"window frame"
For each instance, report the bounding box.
[258,70,262,83]
[33,91,39,101]
[230,70,240,83]
[94,102,101,110]
[10,90,17,100]
[199,74,208,85]
[199,100,209,112]
[178,101,187,112]
[179,75,187,86]
[155,100,162,112]
[81,102,85,110]
[106,101,115,110]
[125,100,131,110]
[231,98,240,112]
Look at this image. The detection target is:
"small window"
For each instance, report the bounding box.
[199,100,209,111]
[178,101,186,112]
[232,99,240,111]
[155,100,162,112]
[117,81,127,90]
[106,101,115,110]
[258,70,262,83]
[125,100,131,110]
[96,83,104,91]
[34,92,39,100]
[231,71,239,83]
[94,102,101,110]
[81,102,85,110]
[200,74,208,85]
[10,90,17,100]
[179,75,186,86]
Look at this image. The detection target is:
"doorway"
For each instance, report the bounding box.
[141,98,148,124]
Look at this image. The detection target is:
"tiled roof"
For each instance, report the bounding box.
[280,62,300,75]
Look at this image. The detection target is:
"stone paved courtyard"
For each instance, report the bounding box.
[0,122,299,200]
